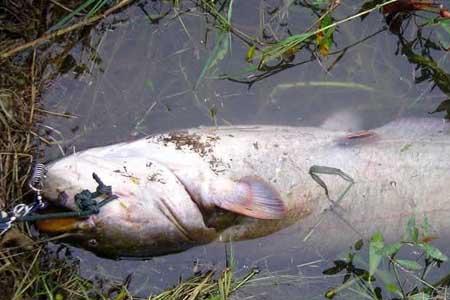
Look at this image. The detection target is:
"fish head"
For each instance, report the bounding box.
[38,152,215,258]
[42,153,107,211]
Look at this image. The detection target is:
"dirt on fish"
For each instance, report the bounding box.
[161,131,220,157]
[160,131,227,173]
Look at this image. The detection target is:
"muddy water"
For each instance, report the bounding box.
[42,1,449,298]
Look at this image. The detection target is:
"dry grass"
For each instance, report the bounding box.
[148,267,258,300]
[0,1,135,299]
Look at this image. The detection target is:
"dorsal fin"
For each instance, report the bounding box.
[376,118,450,139]
[335,130,379,147]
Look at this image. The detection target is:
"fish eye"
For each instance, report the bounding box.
[88,239,98,247]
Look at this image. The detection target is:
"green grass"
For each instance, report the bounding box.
[148,268,259,300]
[50,0,119,32]
[0,239,102,300]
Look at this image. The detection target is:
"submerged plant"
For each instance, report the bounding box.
[323,217,449,299]
[195,0,234,89]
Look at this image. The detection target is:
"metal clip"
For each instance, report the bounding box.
[13,203,33,218]
[0,203,34,236]
[0,163,48,236]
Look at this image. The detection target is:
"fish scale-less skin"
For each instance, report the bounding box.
[41,119,450,258]
[204,122,450,250]
[44,156,217,257]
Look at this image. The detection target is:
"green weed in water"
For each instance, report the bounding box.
[323,217,449,300]
[195,0,234,89]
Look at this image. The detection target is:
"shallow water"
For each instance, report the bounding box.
[41,1,450,298]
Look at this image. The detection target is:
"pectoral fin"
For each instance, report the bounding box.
[213,176,286,220]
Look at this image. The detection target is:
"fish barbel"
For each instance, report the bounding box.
[39,118,450,258]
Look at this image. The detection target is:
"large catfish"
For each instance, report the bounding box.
[38,118,450,258]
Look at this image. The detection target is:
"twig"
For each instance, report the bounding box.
[304,0,341,33]
[0,0,135,59]
[29,50,36,126]
[49,0,80,14]
[0,153,33,158]
[199,0,261,47]
[261,0,399,60]
[310,0,398,39]
[34,108,77,118]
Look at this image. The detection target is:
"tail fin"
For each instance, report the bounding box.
[213,176,286,219]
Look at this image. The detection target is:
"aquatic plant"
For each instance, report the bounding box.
[323,217,449,299]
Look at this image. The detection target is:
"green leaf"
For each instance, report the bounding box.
[311,0,330,8]
[406,217,419,243]
[50,0,96,32]
[246,45,256,63]
[395,259,422,270]
[227,0,234,24]
[381,242,402,257]
[421,216,431,236]
[386,282,400,294]
[439,19,450,48]
[440,19,450,35]
[420,244,448,262]
[195,31,230,89]
[316,14,335,56]
[261,33,312,65]
[369,231,384,276]
[86,0,109,18]
[325,288,337,299]
[408,292,432,300]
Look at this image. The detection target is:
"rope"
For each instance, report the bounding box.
[0,172,118,232]
[17,195,118,222]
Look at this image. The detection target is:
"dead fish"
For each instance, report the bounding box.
[38,118,450,258]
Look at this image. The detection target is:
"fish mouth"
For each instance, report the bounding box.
[36,175,110,234]
[35,205,95,234]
